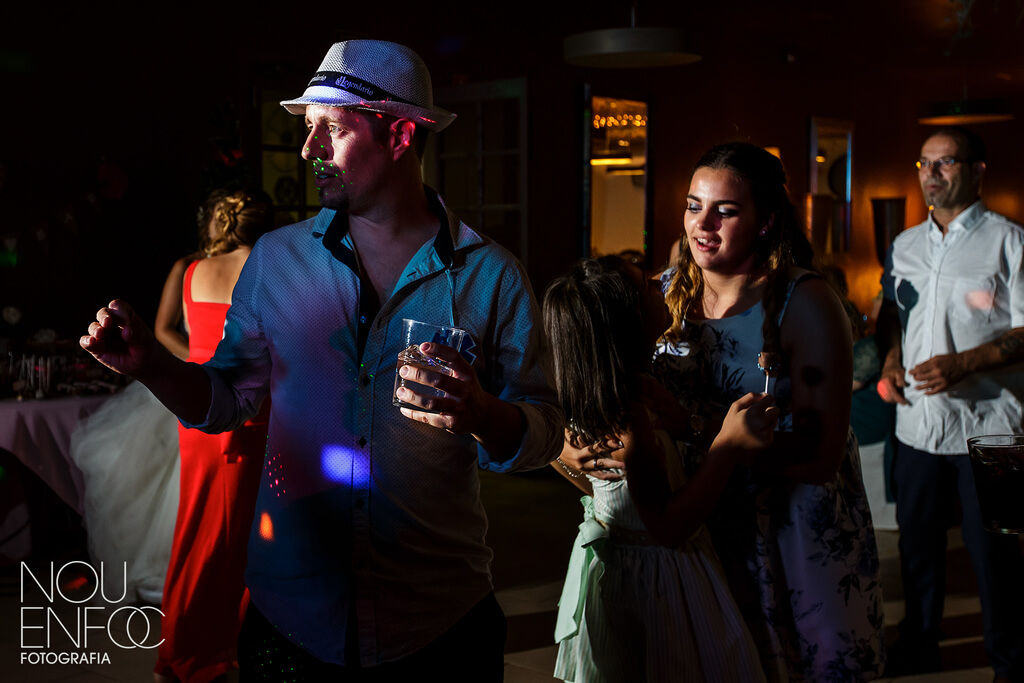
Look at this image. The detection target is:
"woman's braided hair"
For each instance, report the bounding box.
[203,189,274,257]
[664,142,815,356]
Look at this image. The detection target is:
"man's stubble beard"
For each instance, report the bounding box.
[319,189,349,213]
[923,181,956,210]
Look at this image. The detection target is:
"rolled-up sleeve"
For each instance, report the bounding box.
[1009,231,1024,327]
[477,258,562,472]
[180,241,272,433]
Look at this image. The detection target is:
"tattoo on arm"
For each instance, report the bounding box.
[996,329,1024,363]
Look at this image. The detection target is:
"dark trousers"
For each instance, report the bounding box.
[238,593,506,682]
[893,440,1024,678]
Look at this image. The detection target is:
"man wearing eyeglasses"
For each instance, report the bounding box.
[878,127,1024,681]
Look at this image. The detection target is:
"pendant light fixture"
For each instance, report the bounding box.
[564,2,700,68]
[918,98,1013,125]
[918,4,1014,125]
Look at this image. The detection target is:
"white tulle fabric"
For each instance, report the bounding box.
[70,381,180,604]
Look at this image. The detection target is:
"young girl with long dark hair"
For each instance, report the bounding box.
[546,257,773,683]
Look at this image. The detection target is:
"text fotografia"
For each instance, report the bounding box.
[21,651,111,665]
[19,561,164,665]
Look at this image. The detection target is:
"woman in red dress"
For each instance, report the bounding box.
[154,190,274,683]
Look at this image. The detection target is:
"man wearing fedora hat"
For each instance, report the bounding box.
[81,39,562,681]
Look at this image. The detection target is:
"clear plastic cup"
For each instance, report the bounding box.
[393,319,466,413]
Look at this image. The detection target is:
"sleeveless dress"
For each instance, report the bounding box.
[553,419,766,683]
[154,259,268,683]
[652,273,885,682]
[70,380,180,604]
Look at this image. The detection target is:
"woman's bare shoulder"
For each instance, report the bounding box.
[786,269,835,307]
[168,253,200,275]
[782,271,850,347]
[194,248,248,274]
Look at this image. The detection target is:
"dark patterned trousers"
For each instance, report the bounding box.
[893,440,1024,679]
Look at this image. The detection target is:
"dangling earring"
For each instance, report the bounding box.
[758,227,769,237]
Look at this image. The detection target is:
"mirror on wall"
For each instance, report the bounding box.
[808,117,853,254]
[587,95,649,260]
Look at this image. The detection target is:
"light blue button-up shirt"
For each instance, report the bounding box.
[882,200,1024,453]
[185,190,562,665]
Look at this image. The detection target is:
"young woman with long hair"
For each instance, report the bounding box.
[654,142,885,681]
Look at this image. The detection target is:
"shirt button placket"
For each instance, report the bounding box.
[926,240,944,361]
[924,236,950,442]
[352,353,374,664]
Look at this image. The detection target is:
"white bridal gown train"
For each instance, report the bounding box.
[70,381,180,604]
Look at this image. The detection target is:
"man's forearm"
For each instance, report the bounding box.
[135,346,213,426]
[883,344,903,370]
[154,327,191,361]
[876,300,902,359]
[960,327,1024,375]
[472,395,525,463]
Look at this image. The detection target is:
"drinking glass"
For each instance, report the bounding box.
[967,434,1024,534]
[393,319,466,413]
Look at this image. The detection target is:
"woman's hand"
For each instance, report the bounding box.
[556,429,625,480]
[711,392,778,463]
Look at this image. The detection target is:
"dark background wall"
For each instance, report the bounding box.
[1,1,1022,340]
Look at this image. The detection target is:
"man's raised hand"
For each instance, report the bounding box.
[80,300,160,377]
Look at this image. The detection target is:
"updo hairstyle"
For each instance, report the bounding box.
[203,189,275,257]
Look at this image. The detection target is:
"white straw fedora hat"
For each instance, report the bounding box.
[280,40,456,132]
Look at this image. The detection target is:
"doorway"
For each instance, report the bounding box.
[587,95,649,261]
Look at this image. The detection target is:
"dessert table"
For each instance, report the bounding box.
[0,394,111,514]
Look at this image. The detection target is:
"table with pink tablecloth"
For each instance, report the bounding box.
[0,395,110,514]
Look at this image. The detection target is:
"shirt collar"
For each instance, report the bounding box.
[928,199,986,237]
[311,187,482,272]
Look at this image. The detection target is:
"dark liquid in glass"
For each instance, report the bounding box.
[969,445,1024,534]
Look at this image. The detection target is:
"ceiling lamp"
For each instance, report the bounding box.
[564,4,699,68]
[590,156,634,166]
[919,99,1014,125]
[565,27,699,68]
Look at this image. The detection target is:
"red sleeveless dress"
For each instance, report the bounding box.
[155,259,268,682]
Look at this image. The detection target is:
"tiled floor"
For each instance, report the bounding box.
[2,467,1014,682]
[491,472,1001,683]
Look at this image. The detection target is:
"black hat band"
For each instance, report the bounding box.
[306,71,415,105]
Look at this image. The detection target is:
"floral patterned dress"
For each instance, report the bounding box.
[653,273,886,682]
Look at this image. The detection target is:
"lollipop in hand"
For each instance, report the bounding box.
[756,351,782,394]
